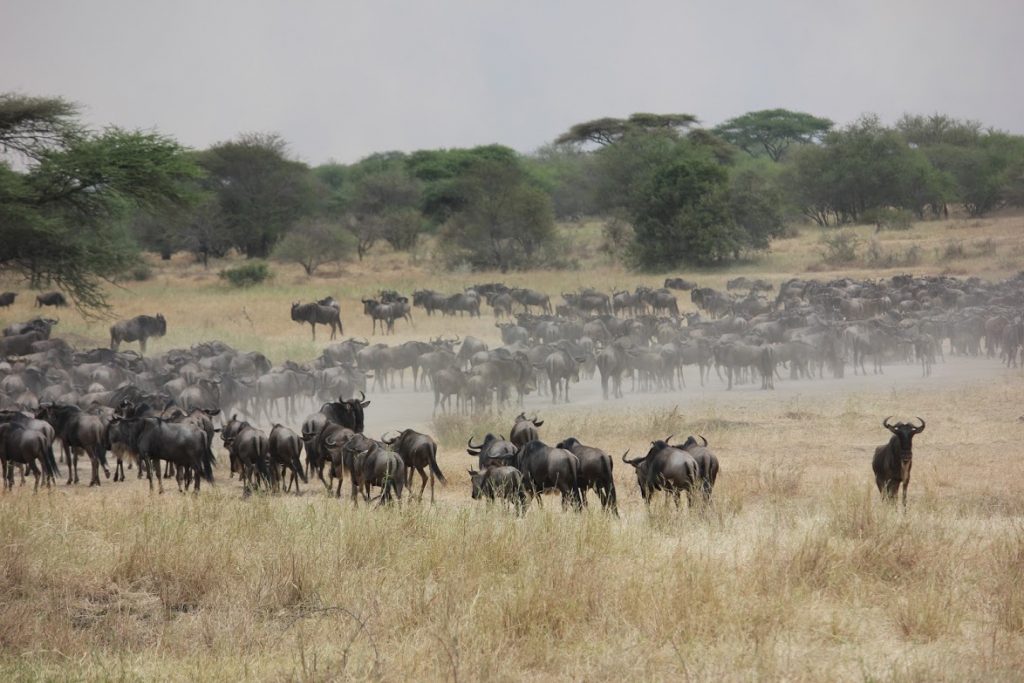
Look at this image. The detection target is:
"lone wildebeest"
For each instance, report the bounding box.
[291,302,343,341]
[0,292,16,308]
[35,292,67,308]
[110,314,167,353]
[872,416,925,508]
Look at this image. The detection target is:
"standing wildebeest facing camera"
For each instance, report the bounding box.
[0,292,16,308]
[291,301,343,341]
[110,314,167,353]
[35,292,67,308]
[873,416,925,508]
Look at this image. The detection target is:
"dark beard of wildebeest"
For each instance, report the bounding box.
[555,437,618,515]
[510,413,543,448]
[113,416,215,493]
[381,428,445,502]
[220,415,271,495]
[291,302,343,341]
[491,440,583,511]
[269,424,306,494]
[34,291,67,308]
[301,392,370,491]
[35,404,110,486]
[0,292,17,308]
[872,416,925,508]
[676,435,719,503]
[622,439,700,507]
[0,421,58,491]
[468,466,527,514]
[109,314,167,353]
[466,433,516,470]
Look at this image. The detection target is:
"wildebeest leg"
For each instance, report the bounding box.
[310,322,316,341]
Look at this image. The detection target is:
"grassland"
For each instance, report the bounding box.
[2,214,1024,680]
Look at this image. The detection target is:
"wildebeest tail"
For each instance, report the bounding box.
[427,444,446,484]
[201,444,215,483]
[45,444,60,478]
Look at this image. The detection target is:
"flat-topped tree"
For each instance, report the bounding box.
[714,109,833,161]
[555,113,698,147]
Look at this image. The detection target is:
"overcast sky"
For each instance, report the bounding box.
[2,0,1021,165]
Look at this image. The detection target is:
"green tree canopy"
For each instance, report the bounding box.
[714,109,833,161]
[555,113,698,147]
[0,93,200,311]
[272,217,357,276]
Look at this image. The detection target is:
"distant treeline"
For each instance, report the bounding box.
[3,93,1024,311]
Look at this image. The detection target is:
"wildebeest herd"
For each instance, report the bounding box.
[0,269,1021,508]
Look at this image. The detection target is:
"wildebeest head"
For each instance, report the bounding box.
[322,391,371,433]
[155,314,167,335]
[677,435,708,450]
[514,412,543,427]
[882,416,925,460]
[468,469,483,499]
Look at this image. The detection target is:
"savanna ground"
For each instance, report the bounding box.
[2,214,1024,681]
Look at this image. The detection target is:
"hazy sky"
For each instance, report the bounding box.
[2,0,1021,165]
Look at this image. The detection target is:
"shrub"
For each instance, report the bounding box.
[127,263,153,281]
[819,230,861,265]
[218,261,272,287]
[941,239,966,261]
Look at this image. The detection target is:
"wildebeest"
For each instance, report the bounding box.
[555,437,617,514]
[339,434,405,505]
[125,416,216,493]
[677,435,719,502]
[510,413,543,448]
[622,439,699,507]
[0,421,58,491]
[468,466,527,513]
[110,314,167,353]
[664,277,696,291]
[0,292,16,308]
[291,302,343,341]
[495,440,582,510]
[36,403,110,486]
[269,424,306,494]
[35,292,67,308]
[466,433,516,470]
[221,416,271,494]
[872,416,925,508]
[381,428,445,502]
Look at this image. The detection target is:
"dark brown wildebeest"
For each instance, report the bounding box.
[677,435,719,503]
[555,437,617,514]
[110,314,167,353]
[221,416,271,494]
[468,466,527,514]
[0,422,58,491]
[269,424,306,494]
[622,439,699,507]
[291,302,343,341]
[493,440,583,511]
[339,434,405,506]
[664,277,696,291]
[510,413,543,448]
[0,292,16,308]
[872,416,925,508]
[35,292,67,308]
[381,429,445,502]
[123,417,215,493]
[466,433,516,470]
[35,403,110,486]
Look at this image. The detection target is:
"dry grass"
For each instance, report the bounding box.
[3,214,1024,679]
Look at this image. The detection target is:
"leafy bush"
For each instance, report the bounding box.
[862,207,914,231]
[819,230,861,265]
[218,261,272,287]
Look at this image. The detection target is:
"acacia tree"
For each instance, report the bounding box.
[0,93,199,311]
[272,217,357,275]
[714,109,833,161]
[555,113,698,147]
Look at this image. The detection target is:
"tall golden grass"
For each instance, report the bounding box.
[2,214,1024,679]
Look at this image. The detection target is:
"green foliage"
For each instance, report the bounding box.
[440,157,556,271]
[0,93,200,313]
[526,144,601,219]
[272,218,357,276]
[555,113,698,147]
[819,230,861,265]
[861,207,914,230]
[218,261,272,287]
[198,133,314,258]
[728,159,786,249]
[714,109,833,161]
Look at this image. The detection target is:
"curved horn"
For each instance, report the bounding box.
[698,435,708,447]
[467,435,484,450]
[664,434,674,444]
[882,416,897,432]
[621,449,644,465]
[358,390,366,402]
[380,430,399,444]
[913,416,926,433]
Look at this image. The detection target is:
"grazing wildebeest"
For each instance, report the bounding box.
[381,429,445,502]
[110,314,167,353]
[291,302,343,340]
[468,466,527,513]
[35,292,67,308]
[269,424,306,494]
[622,439,699,507]
[35,403,110,486]
[555,437,617,514]
[495,440,583,510]
[0,292,16,308]
[872,416,925,508]
[510,413,543,448]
